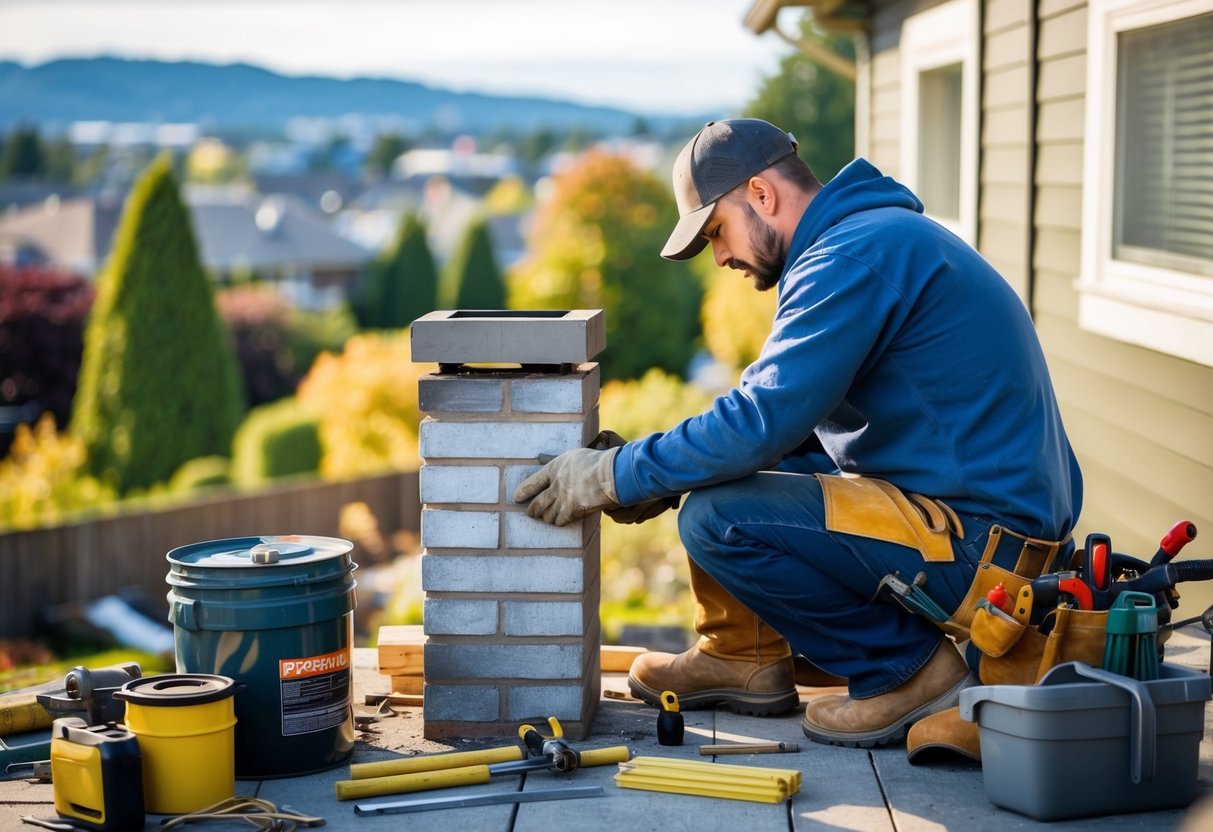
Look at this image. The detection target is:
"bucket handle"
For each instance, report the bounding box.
[1039,661,1156,784]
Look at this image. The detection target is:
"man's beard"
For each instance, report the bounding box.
[729,203,786,291]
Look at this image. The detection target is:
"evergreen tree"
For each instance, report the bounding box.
[744,15,856,182]
[442,216,505,310]
[1,125,46,180]
[71,154,245,493]
[362,212,438,329]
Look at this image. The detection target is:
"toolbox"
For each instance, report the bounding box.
[959,661,1211,821]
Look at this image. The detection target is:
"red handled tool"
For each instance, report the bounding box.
[1083,533,1112,592]
[1030,571,1095,611]
[1150,521,1197,567]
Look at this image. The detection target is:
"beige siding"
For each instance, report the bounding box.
[1031,0,1213,618]
[980,0,1034,298]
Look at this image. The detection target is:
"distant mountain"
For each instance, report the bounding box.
[0,57,692,136]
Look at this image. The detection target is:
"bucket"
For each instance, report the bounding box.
[114,674,236,814]
[166,535,358,778]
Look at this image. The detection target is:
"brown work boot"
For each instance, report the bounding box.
[801,642,976,748]
[627,559,798,716]
[793,655,847,688]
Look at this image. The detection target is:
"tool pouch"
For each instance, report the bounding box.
[975,606,1108,686]
[818,474,960,563]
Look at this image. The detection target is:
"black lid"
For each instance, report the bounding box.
[114,674,235,706]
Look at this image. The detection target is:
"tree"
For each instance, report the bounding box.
[509,151,703,380]
[367,133,409,178]
[360,212,439,329]
[71,154,245,493]
[744,15,856,182]
[441,216,506,310]
[1,125,46,180]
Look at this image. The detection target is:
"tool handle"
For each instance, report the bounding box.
[1172,559,1213,583]
[1151,521,1197,567]
[349,745,522,779]
[577,745,631,767]
[336,764,491,800]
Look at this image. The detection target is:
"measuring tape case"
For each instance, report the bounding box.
[50,717,144,832]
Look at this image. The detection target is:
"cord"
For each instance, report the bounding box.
[159,796,325,831]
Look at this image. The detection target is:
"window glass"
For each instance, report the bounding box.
[917,63,963,221]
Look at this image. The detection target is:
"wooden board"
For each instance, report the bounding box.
[600,645,648,673]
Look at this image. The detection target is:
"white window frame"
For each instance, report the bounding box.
[1079,0,1213,367]
[899,0,980,244]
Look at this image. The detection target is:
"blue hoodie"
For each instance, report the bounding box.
[613,159,1082,539]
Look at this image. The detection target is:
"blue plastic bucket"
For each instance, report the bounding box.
[166,535,357,778]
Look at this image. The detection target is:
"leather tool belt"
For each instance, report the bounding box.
[817,473,1069,643]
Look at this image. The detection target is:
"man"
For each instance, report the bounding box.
[514,118,1082,748]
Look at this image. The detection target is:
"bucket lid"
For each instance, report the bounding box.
[167,535,353,569]
[116,674,235,706]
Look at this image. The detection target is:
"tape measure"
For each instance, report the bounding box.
[49,718,143,832]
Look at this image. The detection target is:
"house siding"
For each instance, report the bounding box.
[861,0,1213,613]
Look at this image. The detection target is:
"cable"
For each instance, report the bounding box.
[158,796,325,831]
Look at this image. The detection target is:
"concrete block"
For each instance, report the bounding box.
[503,511,590,549]
[420,420,589,460]
[423,684,500,722]
[421,509,499,549]
[418,375,505,413]
[505,685,585,721]
[425,643,585,680]
[420,464,499,504]
[422,555,588,593]
[503,600,584,637]
[411,309,605,365]
[510,365,599,414]
[423,598,498,635]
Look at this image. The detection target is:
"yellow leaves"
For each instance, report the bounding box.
[700,261,778,372]
[297,331,435,479]
[0,413,117,530]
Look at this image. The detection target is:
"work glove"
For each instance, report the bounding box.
[514,446,621,527]
[590,430,680,526]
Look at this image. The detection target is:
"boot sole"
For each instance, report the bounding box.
[801,672,978,748]
[627,675,799,717]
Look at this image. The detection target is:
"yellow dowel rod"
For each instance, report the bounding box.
[335,764,490,801]
[348,745,522,780]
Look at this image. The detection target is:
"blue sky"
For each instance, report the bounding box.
[0,0,787,115]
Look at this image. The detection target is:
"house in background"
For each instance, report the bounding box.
[0,186,370,309]
[746,1,1211,576]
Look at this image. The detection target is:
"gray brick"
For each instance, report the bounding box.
[503,511,590,549]
[425,643,585,680]
[421,509,499,549]
[505,685,585,721]
[424,598,498,635]
[503,464,542,499]
[503,600,585,637]
[418,375,505,413]
[422,555,587,593]
[420,464,499,504]
[510,366,599,414]
[420,420,588,460]
[423,684,499,721]
[411,309,605,365]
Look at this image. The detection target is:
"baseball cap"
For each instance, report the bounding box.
[662,118,798,261]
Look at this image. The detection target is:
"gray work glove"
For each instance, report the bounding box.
[589,430,681,525]
[514,446,621,526]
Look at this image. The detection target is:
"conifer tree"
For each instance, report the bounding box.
[71,154,245,492]
[363,212,438,328]
[442,216,505,310]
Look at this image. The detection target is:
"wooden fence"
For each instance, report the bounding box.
[0,471,420,637]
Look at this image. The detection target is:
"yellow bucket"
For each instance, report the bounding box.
[115,674,236,814]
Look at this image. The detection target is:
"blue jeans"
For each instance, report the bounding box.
[678,472,1002,699]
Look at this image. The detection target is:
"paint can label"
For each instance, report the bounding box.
[278,647,351,736]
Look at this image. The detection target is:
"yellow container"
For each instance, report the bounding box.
[115,674,236,815]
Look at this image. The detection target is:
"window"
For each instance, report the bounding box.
[1079,0,1213,366]
[900,0,979,242]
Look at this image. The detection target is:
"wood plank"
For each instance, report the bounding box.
[986,0,1029,33]
[1036,142,1084,186]
[981,184,1027,224]
[1034,183,1083,231]
[984,64,1029,107]
[871,48,900,88]
[1040,0,1086,18]
[1037,97,1084,142]
[984,105,1031,145]
[600,645,648,673]
[1032,226,1081,274]
[981,146,1029,181]
[985,25,1030,69]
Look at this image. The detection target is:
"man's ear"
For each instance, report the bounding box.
[746,175,778,217]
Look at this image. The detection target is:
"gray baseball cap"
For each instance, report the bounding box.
[661,118,798,261]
